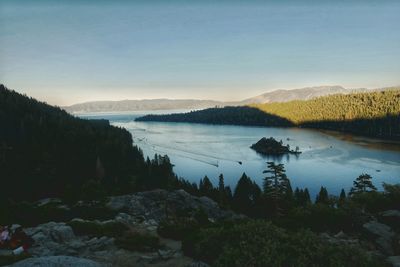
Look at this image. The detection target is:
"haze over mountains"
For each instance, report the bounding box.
[64,85,398,113]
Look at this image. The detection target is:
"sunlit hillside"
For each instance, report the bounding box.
[252,90,400,124]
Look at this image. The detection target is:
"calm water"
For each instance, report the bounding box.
[80,111,400,198]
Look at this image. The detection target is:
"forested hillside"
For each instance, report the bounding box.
[137,90,400,139]
[253,90,400,139]
[136,106,293,127]
[0,85,185,201]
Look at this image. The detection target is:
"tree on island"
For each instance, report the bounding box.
[349,174,377,196]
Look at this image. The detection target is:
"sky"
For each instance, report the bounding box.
[1,0,399,106]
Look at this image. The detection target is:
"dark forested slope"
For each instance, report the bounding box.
[0,85,181,201]
[136,106,293,127]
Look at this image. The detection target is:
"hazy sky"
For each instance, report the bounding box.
[1,0,399,105]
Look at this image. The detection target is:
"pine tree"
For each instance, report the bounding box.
[315,186,329,205]
[218,174,225,192]
[218,174,228,207]
[338,188,346,207]
[349,174,377,195]
[263,162,292,216]
[199,176,214,197]
[233,173,261,215]
[304,188,311,205]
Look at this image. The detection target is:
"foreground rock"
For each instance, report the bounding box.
[387,256,400,267]
[8,256,104,267]
[363,220,396,255]
[9,190,233,266]
[107,189,243,223]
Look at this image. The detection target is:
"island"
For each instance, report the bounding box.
[250,137,301,155]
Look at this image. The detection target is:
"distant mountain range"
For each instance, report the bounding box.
[64,85,399,113]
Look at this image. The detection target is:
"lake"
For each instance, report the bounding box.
[80,111,400,198]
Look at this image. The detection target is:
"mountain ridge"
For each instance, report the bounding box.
[63,85,399,113]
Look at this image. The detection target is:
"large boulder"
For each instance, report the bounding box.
[24,222,78,256]
[8,256,105,267]
[387,256,400,267]
[107,189,242,223]
[380,210,400,231]
[363,221,395,255]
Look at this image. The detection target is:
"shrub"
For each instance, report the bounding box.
[158,218,201,240]
[0,254,31,266]
[67,220,128,238]
[182,220,382,267]
[115,232,160,252]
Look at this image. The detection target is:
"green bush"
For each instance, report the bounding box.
[182,220,382,267]
[67,220,128,238]
[158,218,201,240]
[0,254,31,266]
[115,232,160,252]
[276,204,363,233]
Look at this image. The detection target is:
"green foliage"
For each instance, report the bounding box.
[338,188,347,207]
[0,200,118,227]
[0,85,196,205]
[182,220,381,267]
[157,218,202,240]
[80,180,107,202]
[383,183,400,210]
[67,220,128,238]
[277,204,363,233]
[115,232,160,252]
[263,162,293,216]
[136,106,293,127]
[294,187,311,207]
[253,90,400,139]
[232,173,262,217]
[0,254,31,266]
[315,186,330,205]
[251,137,295,155]
[349,174,377,196]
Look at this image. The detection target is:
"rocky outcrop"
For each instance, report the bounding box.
[24,222,91,257]
[8,190,237,266]
[8,256,105,267]
[363,221,396,255]
[107,189,243,223]
[380,210,400,231]
[387,256,400,267]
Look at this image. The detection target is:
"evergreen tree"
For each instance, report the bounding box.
[199,176,214,197]
[218,174,225,192]
[304,188,311,205]
[349,174,377,195]
[263,162,292,216]
[233,173,261,215]
[218,174,229,207]
[294,187,311,206]
[315,186,329,205]
[338,188,347,207]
